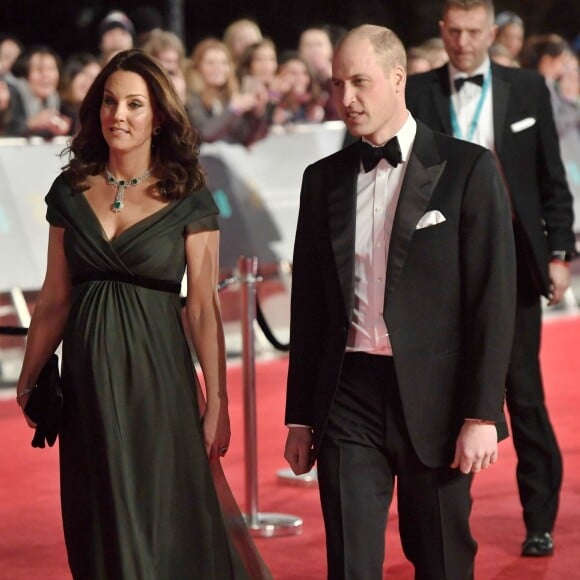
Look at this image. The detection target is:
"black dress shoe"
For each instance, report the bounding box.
[521,532,554,557]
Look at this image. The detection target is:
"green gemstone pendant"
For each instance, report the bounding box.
[112,198,124,212]
[106,167,152,213]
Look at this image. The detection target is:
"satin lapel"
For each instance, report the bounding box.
[433,66,453,135]
[386,125,447,297]
[491,64,510,155]
[328,145,360,319]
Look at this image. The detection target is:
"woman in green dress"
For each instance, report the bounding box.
[16,49,268,580]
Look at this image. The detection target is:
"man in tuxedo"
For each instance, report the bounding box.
[406,0,576,558]
[284,24,516,579]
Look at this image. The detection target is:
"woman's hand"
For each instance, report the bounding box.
[229,92,258,115]
[27,108,72,135]
[15,388,37,428]
[251,83,270,115]
[202,398,231,460]
[269,73,292,97]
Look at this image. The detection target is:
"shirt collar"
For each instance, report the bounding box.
[361,111,417,166]
[448,56,491,90]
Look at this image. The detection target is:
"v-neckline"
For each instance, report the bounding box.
[79,192,175,243]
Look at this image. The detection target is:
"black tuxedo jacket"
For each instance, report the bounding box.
[406,63,576,296]
[285,122,516,468]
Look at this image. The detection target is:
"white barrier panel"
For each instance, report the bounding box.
[2,120,575,293]
[0,124,346,292]
[202,121,346,269]
[560,129,580,237]
[0,138,65,292]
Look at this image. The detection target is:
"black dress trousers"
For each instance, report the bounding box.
[317,352,476,580]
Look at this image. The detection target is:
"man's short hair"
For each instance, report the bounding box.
[98,10,135,39]
[338,25,407,73]
[443,0,495,22]
[495,10,524,31]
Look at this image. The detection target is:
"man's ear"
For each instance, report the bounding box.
[489,24,498,45]
[392,64,406,93]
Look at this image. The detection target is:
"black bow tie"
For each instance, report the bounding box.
[359,137,402,172]
[454,74,484,91]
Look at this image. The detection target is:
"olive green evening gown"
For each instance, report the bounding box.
[45,174,266,580]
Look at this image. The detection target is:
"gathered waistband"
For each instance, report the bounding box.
[71,272,181,294]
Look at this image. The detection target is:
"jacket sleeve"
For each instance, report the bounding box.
[285,165,327,426]
[533,75,576,256]
[459,148,517,421]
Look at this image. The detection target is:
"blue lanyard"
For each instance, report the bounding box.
[449,72,491,142]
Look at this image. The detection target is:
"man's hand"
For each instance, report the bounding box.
[284,426,314,475]
[548,261,571,306]
[451,421,498,474]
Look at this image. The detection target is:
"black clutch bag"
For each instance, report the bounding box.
[24,354,63,448]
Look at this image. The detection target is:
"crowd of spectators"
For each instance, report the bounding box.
[0,9,578,146]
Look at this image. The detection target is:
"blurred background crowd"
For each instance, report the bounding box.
[0,4,578,146]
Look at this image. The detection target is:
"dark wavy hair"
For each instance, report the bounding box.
[236,38,277,81]
[519,34,571,71]
[11,44,62,81]
[63,49,205,199]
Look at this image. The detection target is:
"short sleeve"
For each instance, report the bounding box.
[185,214,219,234]
[184,187,220,234]
[45,174,68,227]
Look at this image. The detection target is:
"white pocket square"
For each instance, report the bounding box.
[510,117,536,133]
[415,210,446,230]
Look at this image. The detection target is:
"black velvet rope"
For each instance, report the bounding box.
[0,326,28,336]
[216,274,290,352]
[255,299,290,352]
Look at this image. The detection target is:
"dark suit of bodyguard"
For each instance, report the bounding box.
[406,0,576,558]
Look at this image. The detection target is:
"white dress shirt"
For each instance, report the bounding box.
[286,114,417,428]
[346,113,417,356]
[449,57,495,150]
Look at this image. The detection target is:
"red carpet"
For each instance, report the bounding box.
[1,316,579,579]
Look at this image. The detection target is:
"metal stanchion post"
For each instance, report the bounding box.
[10,288,31,327]
[238,256,303,537]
